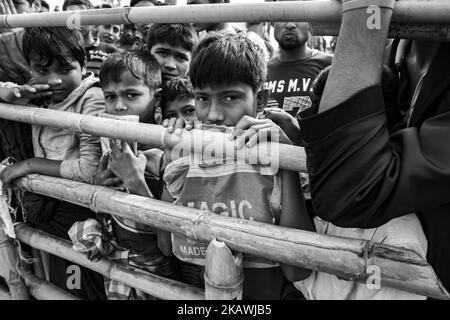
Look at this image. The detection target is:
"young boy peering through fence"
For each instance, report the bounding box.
[156,31,314,299]
[68,51,181,299]
[0,26,107,299]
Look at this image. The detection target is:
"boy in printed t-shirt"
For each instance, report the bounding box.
[161,32,314,299]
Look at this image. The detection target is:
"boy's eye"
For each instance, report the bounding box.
[183,108,195,115]
[35,69,47,74]
[165,112,176,119]
[126,93,139,99]
[156,50,168,57]
[176,54,188,62]
[104,95,115,101]
[196,96,208,103]
[224,96,237,102]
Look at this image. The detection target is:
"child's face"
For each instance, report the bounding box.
[194,82,268,127]
[102,70,156,124]
[97,25,121,44]
[150,43,191,81]
[29,56,84,103]
[164,97,197,123]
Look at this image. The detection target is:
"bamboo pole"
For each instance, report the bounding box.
[6,170,449,300]
[22,272,79,300]
[204,239,243,300]
[0,227,30,300]
[0,1,449,28]
[0,103,307,173]
[14,223,205,300]
[0,1,448,40]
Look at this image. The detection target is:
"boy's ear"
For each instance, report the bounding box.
[256,88,270,113]
[82,66,87,76]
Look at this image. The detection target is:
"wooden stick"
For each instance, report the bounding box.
[0,1,449,28]
[22,272,79,300]
[14,223,205,300]
[6,170,449,300]
[0,103,307,173]
[204,239,243,300]
[0,227,30,300]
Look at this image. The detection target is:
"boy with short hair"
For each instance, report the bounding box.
[162,32,313,299]
[160,76,196,123]
[146,23,198,82]
[0,26,106,299]
[68,51,178,299]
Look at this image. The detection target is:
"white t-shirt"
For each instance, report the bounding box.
[295,213,428,300]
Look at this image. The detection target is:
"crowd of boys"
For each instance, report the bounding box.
[0,0,448,300]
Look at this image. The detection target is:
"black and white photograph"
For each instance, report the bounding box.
[0,0,448,312]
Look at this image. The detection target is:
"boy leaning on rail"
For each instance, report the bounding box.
[138,31,314,300]
[68,51,181,300]
[0,26,107,300]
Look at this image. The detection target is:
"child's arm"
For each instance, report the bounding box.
[279,169,315,282]
[108,140,154,198]
[59,87,105,183]
[0,158,62,185]
[157,187,176,256]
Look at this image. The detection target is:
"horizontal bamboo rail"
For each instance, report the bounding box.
[0,103,307,173]
[15,223,205,300]
[0,1,448,40]
[5,169,449,300]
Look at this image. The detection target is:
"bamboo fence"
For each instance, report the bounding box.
[14,223,205,300]
[0,1,448,40]
[2,168,448,300]
[0,103,308,173]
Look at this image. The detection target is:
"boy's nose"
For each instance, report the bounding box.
[164,57,177,71]
[206,103,225,125]
[285,22,297,30]
[48,77,62,87]
[114,99,128,112]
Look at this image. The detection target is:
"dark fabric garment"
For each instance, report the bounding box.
[265,51,332,117]
[0,30,31,84]
[0,30,34,163]
[243,267,304,300]
[27,197,107,300]
[299,43,450,291]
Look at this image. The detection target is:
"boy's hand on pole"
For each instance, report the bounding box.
[0,161,30,187]
[231,115,292,149]
[162,117,195,135]
[109,140,147,189]
[261,108,302,146]
[93,152,121,187]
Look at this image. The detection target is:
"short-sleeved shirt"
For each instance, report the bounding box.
[265,50,332,117]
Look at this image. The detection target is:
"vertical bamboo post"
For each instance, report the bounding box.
[204,239,244,300]
[31,248,46,280]
[0,228,29,300]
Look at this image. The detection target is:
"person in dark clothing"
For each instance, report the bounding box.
[298,0,450,296]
